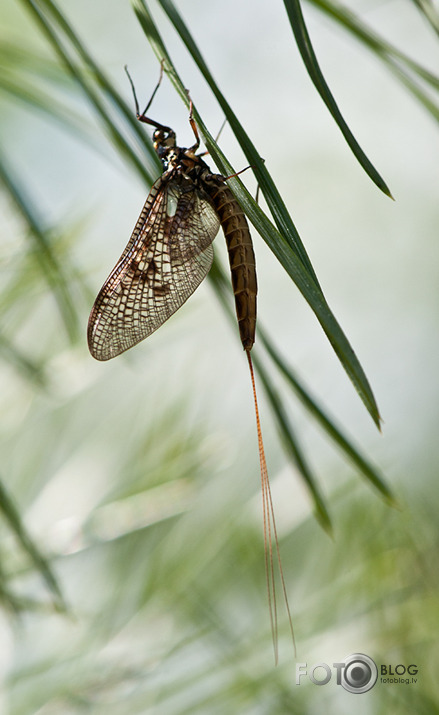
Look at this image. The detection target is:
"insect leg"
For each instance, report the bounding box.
[125,60,165,116]
[125,61,172,134]
[224,161,265,202]
[197,118,228,158]
[140,59,165,116]
[185,93,201,154]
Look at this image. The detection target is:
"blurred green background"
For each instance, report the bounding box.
[0,0,438,713]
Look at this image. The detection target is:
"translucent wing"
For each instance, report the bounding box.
[88,172,220,360]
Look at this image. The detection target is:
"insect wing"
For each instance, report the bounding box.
[88,174,220,360]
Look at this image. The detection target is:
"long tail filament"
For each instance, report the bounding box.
[246,350,296,662]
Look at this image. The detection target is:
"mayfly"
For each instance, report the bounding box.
[87,66,294,658]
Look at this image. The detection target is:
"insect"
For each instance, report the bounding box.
[87,66,294,658]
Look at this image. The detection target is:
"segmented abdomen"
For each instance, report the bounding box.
[206,180,257,351]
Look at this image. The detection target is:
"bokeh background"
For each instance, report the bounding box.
[0,0,438,712]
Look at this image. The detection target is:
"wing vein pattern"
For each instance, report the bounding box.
[88,171,220,360]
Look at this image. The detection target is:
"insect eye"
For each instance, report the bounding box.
[153,129,166,143]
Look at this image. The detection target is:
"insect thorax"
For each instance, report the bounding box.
[158,148,223,195]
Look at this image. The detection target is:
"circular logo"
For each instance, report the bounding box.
[341,653,378,694]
